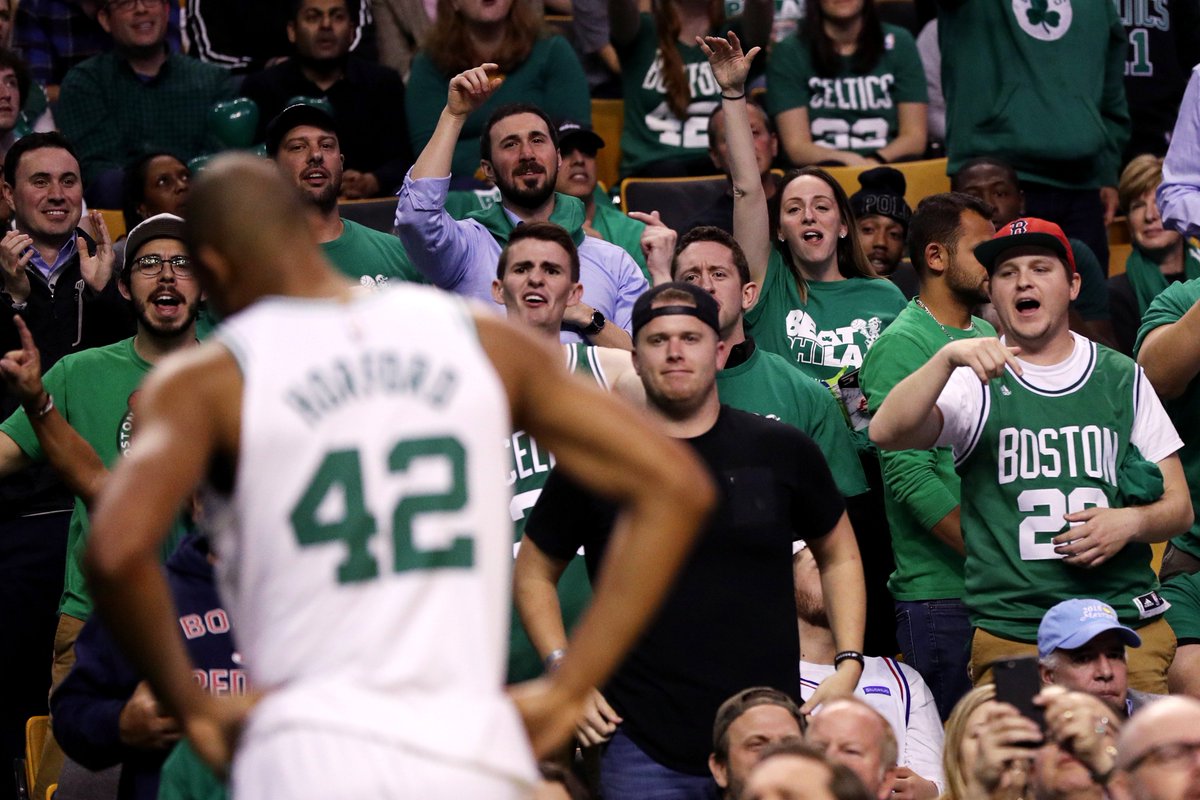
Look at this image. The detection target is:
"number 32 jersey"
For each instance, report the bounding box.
[202,287,536,784]
[935,333,1182,642]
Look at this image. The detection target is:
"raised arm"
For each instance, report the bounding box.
[698,33,770,288]
[0,316,106,502]
[870,338,1021,452]
[478,312,715,756]
[410,64,501,181]
[607,0,641,50]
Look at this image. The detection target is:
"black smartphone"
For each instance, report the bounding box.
[992,655,1046,734]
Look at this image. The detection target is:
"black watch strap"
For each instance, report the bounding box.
[584,309,606,335]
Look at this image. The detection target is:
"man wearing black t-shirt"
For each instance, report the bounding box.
[514,282,868,800]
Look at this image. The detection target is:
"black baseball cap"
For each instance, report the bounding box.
[556,119,605,153]
[265,104,338,157]
[632,282,721,339]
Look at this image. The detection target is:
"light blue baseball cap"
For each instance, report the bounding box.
[1037,598,1142,660]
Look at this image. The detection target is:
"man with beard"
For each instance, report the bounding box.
[266,103,420,290]
[515,283,866,799]
[708,688,804,800]
[395,63,645,347]
[858,192,996,721]
[242,0,411,198]
[0,213,200,796]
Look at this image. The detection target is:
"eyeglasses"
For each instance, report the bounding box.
[1126,740,1200,771]
[132,255,193,278]
[104,0,163,12]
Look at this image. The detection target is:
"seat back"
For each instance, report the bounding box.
[25,716,50,793]
[592,99,624,192]
[337,198,399,233]
[620,175,729,233]
[819,158,950,211]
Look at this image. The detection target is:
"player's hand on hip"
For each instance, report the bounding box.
[574,688,622,747]
[1054,506,1137,568]
[941,338,1022,383]
[184,692,260,779]
[447,64,502,118]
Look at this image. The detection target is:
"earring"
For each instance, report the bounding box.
[839,232,847,239]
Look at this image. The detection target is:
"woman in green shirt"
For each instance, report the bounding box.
[766,0,927,167]
[405,0,591,182]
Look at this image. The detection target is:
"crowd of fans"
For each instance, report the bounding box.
[0,0,1198,798]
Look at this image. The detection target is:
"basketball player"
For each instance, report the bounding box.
[870,217,1191,693]
[82,154,716,799]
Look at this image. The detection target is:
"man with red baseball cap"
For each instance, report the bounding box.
[869,217,1191,693]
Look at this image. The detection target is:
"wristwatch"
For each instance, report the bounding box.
[584,309,606,336]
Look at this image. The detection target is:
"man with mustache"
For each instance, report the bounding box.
[0,212,200,796]
[395,63,645,348]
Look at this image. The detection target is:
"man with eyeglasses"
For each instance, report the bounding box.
[1113,696,1200,800]
[56,0,234,207]
[0,212,200,797]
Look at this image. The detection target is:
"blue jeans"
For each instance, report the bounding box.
[600,728,719,800]
[895,598,974,721]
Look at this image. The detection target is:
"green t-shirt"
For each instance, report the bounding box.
[717,344,868,497]
[952,341,1159,641]
[506,343,606,682]
[745,249,907,385]
[1135,278,1200,558]
[766,24,927,157]
[158,739,226,800]
[859,300,997,600]
[321,219,424,288]
[616,13,724,177]
[0,338,183,619]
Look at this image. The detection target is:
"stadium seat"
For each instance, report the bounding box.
[338,198,400,233]
[619,175,728,233]
[23,716,49,795]
[1108,217,1131,276]
[592,99,624,192]
[821,157,950,211]
[97,209,127,242]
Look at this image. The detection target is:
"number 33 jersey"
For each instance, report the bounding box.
[935,333,1182,642]
[201,286,535,782]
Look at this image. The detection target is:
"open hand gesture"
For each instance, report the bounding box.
[0,229,34,303]
[696,32,760,94]
[448,63,503,118]
[78,209,115,292]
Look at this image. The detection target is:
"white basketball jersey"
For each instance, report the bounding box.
[203,287,535,782]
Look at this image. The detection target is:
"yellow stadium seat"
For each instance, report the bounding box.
[46,784,57,800]
[97,208,127,242]
[25,715,50,793]
[820,158,950,211]
[1108,218,1131,276]
[592,99,624,194]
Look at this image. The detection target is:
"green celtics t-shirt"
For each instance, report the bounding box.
[506,343,607,682]
[717,344,868,497]
[321,218,424,289]
[745,249,907,385]
[617,13,723,177]
[859,300,996,600]
[0,338,184,619]
[766,23,927,157]
[1136,278,1200,558]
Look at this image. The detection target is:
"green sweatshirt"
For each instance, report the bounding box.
[938,0,1130,188]
[859,300,996,600]
[406,35,592,179]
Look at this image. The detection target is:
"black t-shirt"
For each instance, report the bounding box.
[525,405,845,775]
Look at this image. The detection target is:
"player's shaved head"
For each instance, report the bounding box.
[185,153,319,314]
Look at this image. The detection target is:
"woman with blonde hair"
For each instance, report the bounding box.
[405,0,589,180]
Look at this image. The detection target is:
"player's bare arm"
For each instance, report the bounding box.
[1137,298,1200,400]
[0,316,107,502]
[801,513,867,714]
[84,343,253,775]
[477,311,716,756]
[871,338,1022,452]
[1053,453,1193,568]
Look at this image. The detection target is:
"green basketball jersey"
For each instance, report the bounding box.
[954,340,1164,641]
[506,343,607,682]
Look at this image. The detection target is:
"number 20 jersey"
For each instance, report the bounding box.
[952,338,1171,642]
[202,287,535,782]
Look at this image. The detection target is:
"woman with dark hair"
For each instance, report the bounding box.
[707,33,905,399]
[766,0,926,167]
[405,0,589,180]
[608,0,769,179]
[121,152,191,233]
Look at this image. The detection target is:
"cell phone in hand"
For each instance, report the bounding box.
[992,655,1046,737]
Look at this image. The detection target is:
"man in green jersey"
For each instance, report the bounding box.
[1134,276,1200,698]
[266,104,421,289]
[0,212,201,796]
[858,191,995,720]
[871,217,1191,694]
[491,221,638,687]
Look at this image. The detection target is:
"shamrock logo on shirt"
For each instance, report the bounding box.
[1025,0,1060,30]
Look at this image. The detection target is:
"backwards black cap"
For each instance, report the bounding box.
[632,282,721,340]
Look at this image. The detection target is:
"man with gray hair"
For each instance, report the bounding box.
[1037,598,1161,718]
[1112,695,1200,800]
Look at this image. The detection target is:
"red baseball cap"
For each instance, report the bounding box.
[973,217,1076,275]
